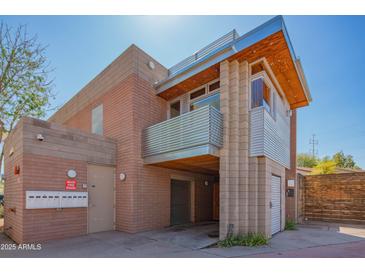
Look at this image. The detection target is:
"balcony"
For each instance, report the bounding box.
[249,106,290,168]
[142,105,223,174]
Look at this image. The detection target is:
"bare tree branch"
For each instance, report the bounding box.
[0,21,54,173]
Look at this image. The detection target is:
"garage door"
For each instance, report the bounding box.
[171,179,191,226]
[271,175,281,235]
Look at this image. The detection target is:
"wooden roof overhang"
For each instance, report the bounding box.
[155,16,311,110]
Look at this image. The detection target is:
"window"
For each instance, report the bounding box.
[263,81,271,113]
[272,92,277,119]
[190,93,220,111]
[92,104,103,135]
[170,101,181,118]
[190,88,206,100]
[251,78,271,113]
[209,81,220,92]
[168,79,220,116]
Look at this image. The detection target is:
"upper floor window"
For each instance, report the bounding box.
[190,93,220,111]
[208,81,220,92]
[190,87,206,100]
[251,77,272,114]
[167,79,220,119]
[189,80,220,111]
[92,104,103,135]
[170,100,181,118]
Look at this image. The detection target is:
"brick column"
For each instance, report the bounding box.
[219,60,250,239]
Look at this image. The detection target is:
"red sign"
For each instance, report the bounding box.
[65,180,77,190]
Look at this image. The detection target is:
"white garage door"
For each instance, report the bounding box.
[271,175,281,235]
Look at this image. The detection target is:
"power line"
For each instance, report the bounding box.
[309,134,318,158]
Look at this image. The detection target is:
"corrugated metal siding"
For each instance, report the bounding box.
[249,107,265,156]
[271,175,281,235]
[249,102,290,168]
[142,105,223,158]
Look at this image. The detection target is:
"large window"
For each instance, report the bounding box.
[251,77,271,114]
[189,80,220,111]
[190,93,220,111]
[92,104,103,135]
[167,80,220,119]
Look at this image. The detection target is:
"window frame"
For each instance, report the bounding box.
[166,78,220,119]
[189,92,221,112]
[168,98,182,119]
[188,78,220,109]
[250,72,277,119]
[91,104,103,135]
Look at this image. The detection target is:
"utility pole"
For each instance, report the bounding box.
[309,134,318,158]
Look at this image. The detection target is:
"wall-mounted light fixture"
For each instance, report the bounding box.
[120,173,127,182]
[36,134,44,141]
[67,169,77,179]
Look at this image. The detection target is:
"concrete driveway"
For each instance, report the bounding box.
[1,221,365,258]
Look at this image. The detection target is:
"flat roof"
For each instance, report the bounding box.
[156,16,311,108]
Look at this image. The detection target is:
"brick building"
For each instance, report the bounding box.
[3,16,311,243]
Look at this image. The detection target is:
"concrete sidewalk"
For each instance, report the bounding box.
[1,222,364,258]
[249,241,365,257]
[203,223,365,258]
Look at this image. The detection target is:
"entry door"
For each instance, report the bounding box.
[170,179,191,225]
[271,175,281,235]
[88,165,115,233]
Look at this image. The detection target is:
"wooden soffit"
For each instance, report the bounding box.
[158,31,310,109]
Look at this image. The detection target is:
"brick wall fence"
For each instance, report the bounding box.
[298,172,365,224]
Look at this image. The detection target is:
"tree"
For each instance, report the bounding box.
[297,153,318,168]
[311,160,336,175]
[332,151,359,169]
[0,21,54,173]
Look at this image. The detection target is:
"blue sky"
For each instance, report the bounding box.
[1,16,365,168]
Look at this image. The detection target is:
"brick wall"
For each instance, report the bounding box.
[301,173,365,223]
[4,117,117,243]
[59,45,215,233]
[22,154,88,243]
[3,119,24,243]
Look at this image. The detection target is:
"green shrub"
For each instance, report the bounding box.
[285,219,297,230]
[218,232,269,248]
[0,205,3,218]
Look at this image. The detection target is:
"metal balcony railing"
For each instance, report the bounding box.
[142,105,223,159]
[168,29,239,78]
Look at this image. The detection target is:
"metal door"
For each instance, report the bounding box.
[271,175,281,235]
[213,183,219,220]
[170,179,191,225]
[88,165,115,233]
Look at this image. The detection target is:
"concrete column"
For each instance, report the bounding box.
[219,60,250,239]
